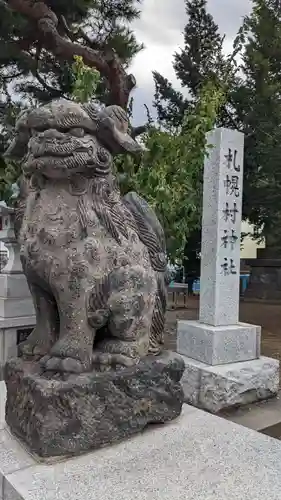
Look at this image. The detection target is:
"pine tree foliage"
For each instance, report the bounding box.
[173,0,225,94]
[0,0,144,202]
[0,0,143,106]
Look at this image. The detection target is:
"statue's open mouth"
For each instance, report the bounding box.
[24,151,92,176]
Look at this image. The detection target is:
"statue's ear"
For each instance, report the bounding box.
[4,131,30,160]
[96,114,144,156]
[5,109,31,160]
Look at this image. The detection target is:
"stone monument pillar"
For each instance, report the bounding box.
[0,203,35,379]
[177,128,279,413]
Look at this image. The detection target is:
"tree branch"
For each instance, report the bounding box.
[0,41,38,70]
[7,0,136,107]
[131,125,147,138]
[34,45,66,99]
[0,70,25,80]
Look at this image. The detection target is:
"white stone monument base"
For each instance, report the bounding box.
[177,320,279,412]
[181,355,279,413]
[177,320,261,365]
[2,381,281,500]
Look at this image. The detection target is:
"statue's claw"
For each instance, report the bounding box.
[92,351,138,369]
[18,329,53,358]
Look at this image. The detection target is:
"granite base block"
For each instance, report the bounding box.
[177,320,260,365]
[4,351,184,458]
[4,403,281,500]
[181,355,279,413]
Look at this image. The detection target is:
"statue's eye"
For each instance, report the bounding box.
[70,128,85,138]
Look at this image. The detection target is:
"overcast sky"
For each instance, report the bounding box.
[130,0,253,124]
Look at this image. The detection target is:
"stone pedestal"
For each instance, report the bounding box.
[180,355,279,412]
[245,248,281,302]
[0,204,35,379]
[177,320,279,412]
[4,352,184,458]
[178,320,261,365]
[3,386,281,500]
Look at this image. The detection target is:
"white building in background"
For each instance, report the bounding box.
[240,220,265,259]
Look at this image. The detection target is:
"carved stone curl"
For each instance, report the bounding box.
[4,98,184,457]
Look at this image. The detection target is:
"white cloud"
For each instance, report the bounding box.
[130,0,186,93]
[130,0,252,124]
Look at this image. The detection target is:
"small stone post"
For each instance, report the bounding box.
[177,128,279,412]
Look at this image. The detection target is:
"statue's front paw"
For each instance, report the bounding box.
[40,338,93,373]
[40,355,91,373]
[18,330,52,358]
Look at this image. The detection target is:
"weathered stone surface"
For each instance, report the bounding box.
[200,356,279,413]
[0,428,35,479]
[2,98,178,460]
[181,355,279,413]
[5,99,169,375]
[180,358,201,406]
[4,351,184,458]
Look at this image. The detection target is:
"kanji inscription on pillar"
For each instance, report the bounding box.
[199,128,244,326]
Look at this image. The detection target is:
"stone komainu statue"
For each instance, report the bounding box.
[6,99,168,374]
